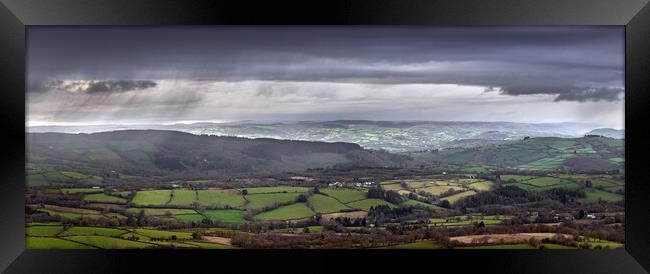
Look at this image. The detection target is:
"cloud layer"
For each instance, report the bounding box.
[43,80,157,94]
[26,27,624,127]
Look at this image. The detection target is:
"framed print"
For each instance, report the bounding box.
[1,0,649,273]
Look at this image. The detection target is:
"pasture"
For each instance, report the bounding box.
[131,229,193,240]
[197,190,246,208]
[202,209,247,223]
[380,240,443,249]
[319,188,367,203]
[399,199,445,211]
[245,186,309,194]
[63,235,157,249]
[131,190,172,206]
[83,193,127,204]
[580,188,624,203]
[26,225,65,236]
[172,214,206,222]
[126,208,196,216]
[26,237,95,249]
[59,226,128,237]
[245,192,302,209]
[61,188,103,195]
[440,190,477,204]
[254,203,315,221]
[347,199,396,211]
[168,189,197,206]
[308,194,351,213]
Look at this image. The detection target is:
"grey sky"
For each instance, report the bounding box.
[26,27,624,128]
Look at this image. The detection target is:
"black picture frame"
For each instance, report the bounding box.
[1,0,649,273]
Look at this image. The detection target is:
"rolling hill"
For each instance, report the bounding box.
[27,130,409,177]
[412,136,624,172]
[28,120,597,152]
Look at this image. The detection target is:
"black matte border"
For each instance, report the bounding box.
[1,1,649,273]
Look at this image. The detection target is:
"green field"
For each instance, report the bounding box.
[26,225,65,236]
[468,181,495,191]
[379,240,443,249]
[319,188,367,203]
[63,235,156,249]
[196,190,246,208]
[37,209,104,220]
[504,176,579,192]
[440,190,477,204]
[184,241,233,249]
[254,203,315,221]
[525,177,571,187]
[458,244,538,249]
[517,155,570,170]
[400,199,445,211]
[61,188,103,194]
[202,209,247,223]
[420,185,466,196]
[308,194,351,213]
[83,193,127,204]
[245,186,309,194]
[126,208,196,216]
[580,188,624,203]
[168,189,197,206]
[132,190,172,206]
[131,229,193,240]
[346,199,396,211]
[172,214,206,222]
[501,175,538,182]
[245,193,302,209]
[59,226,128,237]
[26,237,96,249]
[581,238,624,249]
[381,183,404,192]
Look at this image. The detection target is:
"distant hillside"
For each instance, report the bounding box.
[28,120,597,152]
[27,130,409,176]
[412,136,624,172]
[585,128,624,139]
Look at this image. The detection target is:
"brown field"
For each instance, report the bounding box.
[321,211,368,220]
[203,236,232,245]
[450,233,573,245]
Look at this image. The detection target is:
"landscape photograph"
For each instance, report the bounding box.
[25,26,625,249]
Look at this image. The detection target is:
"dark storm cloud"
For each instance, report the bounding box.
[27,27,623,101]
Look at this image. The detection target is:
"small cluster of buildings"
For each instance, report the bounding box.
[328,181,375,188]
